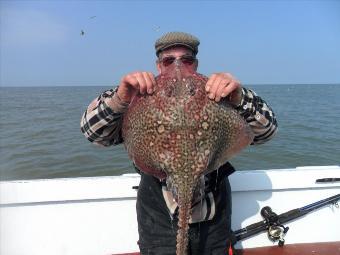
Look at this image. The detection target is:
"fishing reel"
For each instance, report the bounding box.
[261,206,289,246]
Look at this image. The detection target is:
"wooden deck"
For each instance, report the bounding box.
[237,241,340,255]
[114,241,340,255]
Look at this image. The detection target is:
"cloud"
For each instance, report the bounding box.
[1,8,69,46]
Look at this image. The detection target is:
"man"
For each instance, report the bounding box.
[81,31,277,254]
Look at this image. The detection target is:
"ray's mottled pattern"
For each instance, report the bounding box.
[122,67,254,255]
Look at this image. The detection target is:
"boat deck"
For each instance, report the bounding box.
[114,241,340,255]
[237,241,340,255]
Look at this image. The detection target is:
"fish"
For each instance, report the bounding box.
[122,63,254,255]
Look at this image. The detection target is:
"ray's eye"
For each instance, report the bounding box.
[164,84,175,97]
[186,83,196,96]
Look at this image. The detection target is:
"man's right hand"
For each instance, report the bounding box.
[116,72,156,103]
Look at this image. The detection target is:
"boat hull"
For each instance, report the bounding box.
[1,166,339,255]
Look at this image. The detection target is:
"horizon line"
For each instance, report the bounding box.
[1,83,340,88]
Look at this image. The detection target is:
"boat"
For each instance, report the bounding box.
[1,165,340,255]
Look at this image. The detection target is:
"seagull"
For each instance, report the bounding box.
[153,25,160,32]
[80,30,85,36]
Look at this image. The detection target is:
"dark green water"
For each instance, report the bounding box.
[0,84,339,180]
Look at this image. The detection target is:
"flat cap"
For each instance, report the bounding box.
[155,31,200,56]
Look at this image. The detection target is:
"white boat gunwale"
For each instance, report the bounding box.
[1,165,339,254]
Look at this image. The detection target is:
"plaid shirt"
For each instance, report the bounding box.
[80,86,278,222]
[81,87,277,146]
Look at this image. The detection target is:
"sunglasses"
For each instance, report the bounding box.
[159,55,196,67]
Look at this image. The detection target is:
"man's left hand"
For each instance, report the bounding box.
[205,72,242,105]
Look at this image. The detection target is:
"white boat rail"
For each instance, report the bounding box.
[1,165,340,255]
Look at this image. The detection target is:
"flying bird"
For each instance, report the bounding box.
[80,16,96,36]
[153,25,161,32]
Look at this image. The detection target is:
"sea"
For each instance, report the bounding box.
[0,84,339,181]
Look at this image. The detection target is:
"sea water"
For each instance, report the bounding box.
[0,84,339,180]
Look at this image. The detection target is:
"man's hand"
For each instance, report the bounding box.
[116,72,156,103]
[205,72,242,105]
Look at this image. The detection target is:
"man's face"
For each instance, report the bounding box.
[156,46,198,74]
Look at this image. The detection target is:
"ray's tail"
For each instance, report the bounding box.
[175,187,192,255]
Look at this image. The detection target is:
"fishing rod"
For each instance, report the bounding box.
[233,193,340,246]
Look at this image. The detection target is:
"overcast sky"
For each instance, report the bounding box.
[1,0,339,87]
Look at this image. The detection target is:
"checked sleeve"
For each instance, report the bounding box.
[237,87,278,145]
[80,88,128,146]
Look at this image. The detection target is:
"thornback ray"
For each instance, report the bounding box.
[122,64,254,255]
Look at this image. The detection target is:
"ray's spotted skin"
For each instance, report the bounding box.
[122,66,254,255]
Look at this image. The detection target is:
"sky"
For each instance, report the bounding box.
[1,0,340,87]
